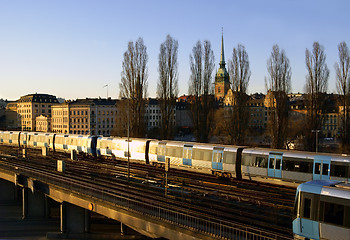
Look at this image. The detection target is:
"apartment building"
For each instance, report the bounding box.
[144,98,176,132]
[16,94,58,131]
[36,115,51,132]
[51,98,117,136]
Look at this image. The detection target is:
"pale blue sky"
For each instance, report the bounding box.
[0,0,349,100]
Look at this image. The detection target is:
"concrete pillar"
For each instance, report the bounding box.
[42,146,48,156]
[121,222,124,236]
[22,148,27,159]
[60,202,88,234]
[71,149,77,160]
[84,209,91,233]
[22,188,46,219]
[0,179,17,203]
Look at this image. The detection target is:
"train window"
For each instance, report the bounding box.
[303,198,311,219]
[224,152,235,164]
[322,163,329,175]
[255,157,266,168]
[199,151,204,160]
[322,201,344,226]
[269,158,275,169]
[315,163,321,174]
[276,158,281,169]
[331,164,348,178]
[299,161,313,173]
[282,159,295,171]
[204,152,211,161]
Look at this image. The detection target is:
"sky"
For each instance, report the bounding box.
[0,0,349,101]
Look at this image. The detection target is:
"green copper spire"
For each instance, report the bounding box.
[220,29,225,68]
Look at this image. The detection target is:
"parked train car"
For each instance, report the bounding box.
[96,137,151,163]
[147,140,244,177]
[241,148,350,182]
[28,132,55,150]
[18,132,56,150]
[0,131,21,147]
[293,180,350,240]
[54,133,97,154]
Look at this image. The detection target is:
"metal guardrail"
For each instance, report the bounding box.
[1,163,291,240]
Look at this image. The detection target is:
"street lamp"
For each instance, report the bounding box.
[312,130,320,153]
[127,97,130,181]
[103,84,109,99]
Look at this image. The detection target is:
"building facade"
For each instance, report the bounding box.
[51,98,117,136]
[16,94,58,131]
[36,115,51,132]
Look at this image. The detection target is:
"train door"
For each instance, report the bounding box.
[268,152,283,178]
[63,135,68,150]
[157,142,166,162]
[33,133,38,147]
[183,145,193,166]
[77,136,83,152]
[212,147,224,170]
[313,156,331,180]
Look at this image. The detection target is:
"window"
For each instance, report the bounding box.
[322,163,329,175]
[255,157,267,168]
[303,198,311,219]
[322,201,344,226]
[331,164,348,178]
[315,163,321,174]
[269,158,275,169]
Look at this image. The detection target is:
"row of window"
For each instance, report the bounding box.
[300,193,350,227]
[247,156,350,178]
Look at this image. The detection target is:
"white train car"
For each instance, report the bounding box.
[97,137,150,163]
[1,131,21,147]
[30,132,55,149]
[54,133,95,154]
[241,148,350,182]
[150,140,242,177]
[293,180,350,240]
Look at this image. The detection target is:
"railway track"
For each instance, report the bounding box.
[0,145,294,237]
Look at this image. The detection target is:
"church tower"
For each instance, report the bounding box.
[214,32,230,100]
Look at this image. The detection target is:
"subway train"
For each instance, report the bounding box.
[1,130,350,183]
[293,180,350,240]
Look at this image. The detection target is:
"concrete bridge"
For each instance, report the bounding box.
[0,162,242,240]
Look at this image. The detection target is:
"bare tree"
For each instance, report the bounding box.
[266,44,292,149]
[335,41,350,151]
[157,35,179,139]
[305,42,329,151]
[189,40,215,142]
[119,37,148,137]
[223,44,251,145]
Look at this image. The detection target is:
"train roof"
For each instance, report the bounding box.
[149,139,243,151]
[298,180,350,199]
[55,133,90,139]
[242,147,350,163]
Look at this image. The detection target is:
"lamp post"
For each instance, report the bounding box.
[103,84,108,99]
[127,97,130,181]
[312,130,320,153]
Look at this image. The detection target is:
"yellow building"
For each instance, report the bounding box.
[16,94,58,131]
[36,115,51,132]
[51,98,117,136]
[51,102,71,134]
